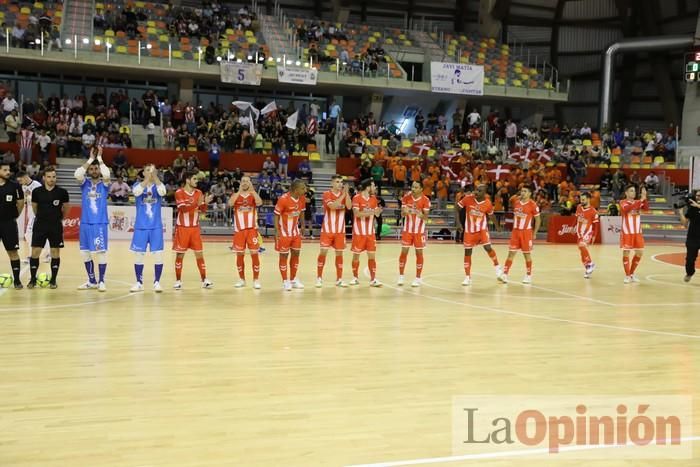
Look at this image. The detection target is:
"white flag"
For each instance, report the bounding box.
[261,101,277,115]
[232,101,252,112]
[248,112,256,136]
[286,111,298,129]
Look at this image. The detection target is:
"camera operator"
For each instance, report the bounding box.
[678,189,700,282]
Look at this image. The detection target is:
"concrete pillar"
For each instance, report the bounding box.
[368,93,384,118]
[479,0,501,38]
[678,14,700,167]
[179,78,194,105]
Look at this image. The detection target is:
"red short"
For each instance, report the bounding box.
[233,228,260,252]
[173,226,203,252]
[319,232,346,250]
[351,234,376,253]
[577,234,593,247]
[620,233,645,250]
[401,231,427,249]
[275,235,302,253]
[463,230,491,248]
[509,229,534,253]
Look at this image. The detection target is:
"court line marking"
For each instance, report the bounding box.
[376,253,617,307]
[0,275,136,312]
[345,436,700,467]
[418,271,700,307]
[362,270,700,340]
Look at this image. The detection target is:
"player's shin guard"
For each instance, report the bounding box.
[251,253,260,280]
[487,249,499,265]
[278,256,288,280]
[525,260,532,276]
[623,256,631,276]
[11,259,20,284]
[630,255,641,275]
[153,251,163,283]
[29,257,39,282]
[503,259,513,275]
[289,255,299,281]
[236,254,245,280]
[335,255,343,280]
[50,258,60,284]
[196,257,207,280]
[415,252,424,278]
[464,255,472,276]
[368,259,377,281]
[134,263,144,284]
[352,259,360,278]
[96,252,107,283]
[579,246,591,266]
[317,253,326,278]
[398,252,408,275]
[175,259,183,280]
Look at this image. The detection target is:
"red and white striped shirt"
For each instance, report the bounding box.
[352,193,378,236]
[274,193,305,237]
[458,194,493,233]
[321,190,347,234]
[20,129,34,150]
[164,127,176,143]
[575,205,599,239]
[233,193,258,230]
[185,106,195,123]
[620,199,648,235]
[401,193,430,234]
[175,188,205,227]
[511,198,540,230]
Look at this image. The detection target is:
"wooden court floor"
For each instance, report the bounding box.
[1,239,700,467]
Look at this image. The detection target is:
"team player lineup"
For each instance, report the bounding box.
[0,157,661,292]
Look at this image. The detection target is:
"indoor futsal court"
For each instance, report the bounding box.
[1,239,699,466]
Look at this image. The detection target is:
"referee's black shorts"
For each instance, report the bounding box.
[32,222,64,249]
[0,220,19,251]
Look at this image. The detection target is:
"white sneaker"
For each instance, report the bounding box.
[583,272,591,279]
[335,279,348,287]
[495,265,503,278]
[522,275,532,284]
[153,281,163,293]
[624,276,631,284]
[462,276,472,286]
[98,281,107,292]
[42,255,51,263]
[397,275,405,286]
[349,277,360,286]
[234,280,246,288]
[630,275,640,283]
[77,281,98,290]
[411,278,422,287]
[498,274,509,284]
[369,279,383,287]
[202,278,214,288]
[22,257,29,264]
[292,279,304,289]
[130,282,144,293]
[315,277,323,288]
[173,280,182,290]
[585,263,596,276]
[283,280,292,291]
[253,280,262,289]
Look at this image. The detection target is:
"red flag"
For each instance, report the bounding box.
[487,164,511,181]
[307,116,317,136]
[411,143,432,156]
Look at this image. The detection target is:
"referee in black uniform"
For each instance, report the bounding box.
[679,189,700,282]
[0,162,25,288]
[28,166,69,289]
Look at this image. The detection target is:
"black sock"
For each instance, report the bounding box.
[11,259,21,284]
[50,258,60,284]
[29,257,39,282]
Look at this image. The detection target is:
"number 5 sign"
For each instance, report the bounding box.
[220,62,263,86]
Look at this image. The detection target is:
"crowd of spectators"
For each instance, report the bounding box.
[3,11,62,51]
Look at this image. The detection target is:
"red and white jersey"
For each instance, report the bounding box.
[164,127,176,143]
[458,194,493,233]
[575,205,599,238]
[233,193,258,230]
[185,106,195,122]
[352,193,378,236]
[274,193,306,237]
[620,199,648,235]
[511,198,540,230]
[175,188,205,227]
[20,129,33,150]
[401,193,431,234]
[321,190,348,234]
